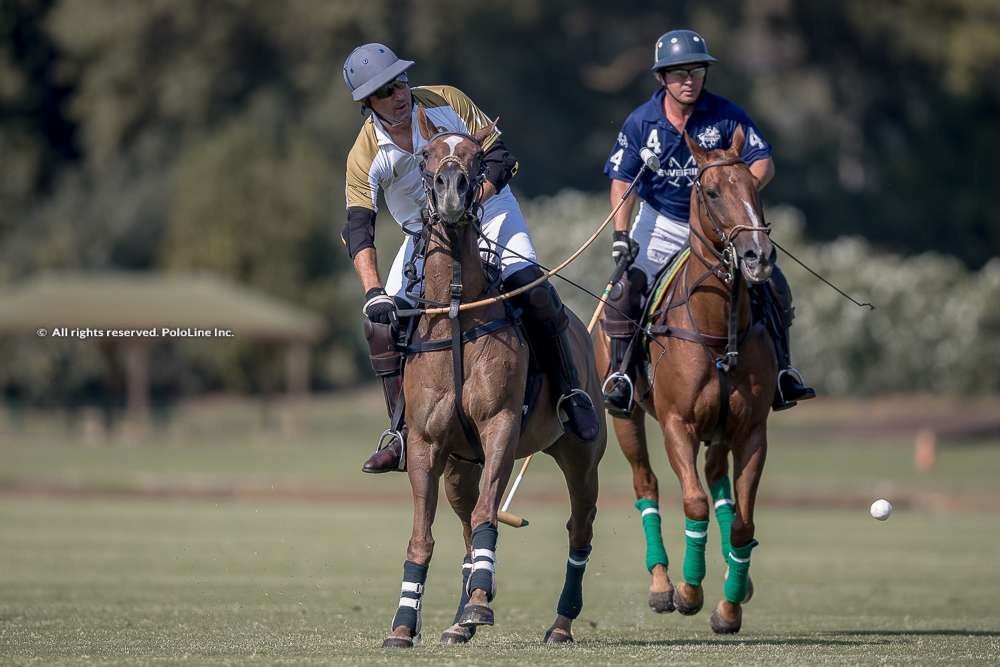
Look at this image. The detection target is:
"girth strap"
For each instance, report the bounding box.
[403,318,512,353]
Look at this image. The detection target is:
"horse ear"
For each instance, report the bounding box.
[416,105,437,141]
[472,116,499,145]
[728,124,746,158]
[684,131,708,165]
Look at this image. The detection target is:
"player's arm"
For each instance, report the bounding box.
[343,207,382,293]
[749,157,774,191]
[479,138,518,203]
[344,142,383,294]
[610,179,638,233]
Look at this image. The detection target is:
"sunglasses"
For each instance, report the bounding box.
[662,66,707,82]
[372,74,409,100]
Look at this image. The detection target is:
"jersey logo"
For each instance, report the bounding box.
[697,125,721,149]
[748,129,765,149]
[665,155,697,187]
[617,132,628,148]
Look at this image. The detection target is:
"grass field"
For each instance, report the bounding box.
[2,393,1000,664]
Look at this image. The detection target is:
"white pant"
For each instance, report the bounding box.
[385,187,537,304]
[629,200,689,284]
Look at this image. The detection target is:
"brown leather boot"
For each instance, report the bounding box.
[362,436,403,473]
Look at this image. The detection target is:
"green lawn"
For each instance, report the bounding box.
[1,500,998,665]
[3,392,999,503]
[2,394,999,663]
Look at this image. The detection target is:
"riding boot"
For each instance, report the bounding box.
[504,267,601,442]
[764,266,816,411]
[361,318,406,473]
[601,268,647,417]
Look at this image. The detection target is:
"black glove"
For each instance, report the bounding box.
[612,230,639,267]
[363,287,397,325]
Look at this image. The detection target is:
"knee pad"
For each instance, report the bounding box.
[363,318,402,377]
[768,265,794,322]
[604,268,646,338]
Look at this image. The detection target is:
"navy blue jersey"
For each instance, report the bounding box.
[604,88,771,222]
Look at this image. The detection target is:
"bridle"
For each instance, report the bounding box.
[688,157,771,285]
[419,131,486,229]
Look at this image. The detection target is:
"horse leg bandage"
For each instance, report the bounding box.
[451,554,473,626]
[556,545,592,619]
[710,476,735,563]
[635,499,669,572]
[724,539,759,603]
[467,523,498,601]
[391,560,428,637]
[682,518,709,586]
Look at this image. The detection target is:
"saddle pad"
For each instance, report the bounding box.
[643,247,691,327]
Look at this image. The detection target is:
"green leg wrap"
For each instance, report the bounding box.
[724,539,759,603]
[710,476,735,563]
[682,518,709,586]
[634,498,668,572]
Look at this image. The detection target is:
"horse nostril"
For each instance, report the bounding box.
[457,174,468,193]
[744,249,758,263]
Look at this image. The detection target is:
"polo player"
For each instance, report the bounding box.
[341,43,600,473]
[601,29,815,415]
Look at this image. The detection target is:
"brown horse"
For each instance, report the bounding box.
[594,126,776,634]
[380,106,606,648]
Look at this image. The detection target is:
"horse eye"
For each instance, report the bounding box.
[706,189,719,200]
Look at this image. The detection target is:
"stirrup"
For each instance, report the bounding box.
[774,367,815,411]
[375,428,406,471]
[601,371,634,417]
[556,388,595,422]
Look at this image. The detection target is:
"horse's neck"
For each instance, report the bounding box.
[673,208,752,337]
[420,222,495,337]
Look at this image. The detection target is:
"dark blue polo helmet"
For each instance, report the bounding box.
[651,29,718,71]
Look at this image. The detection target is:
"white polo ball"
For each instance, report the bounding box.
[870,498,893,521]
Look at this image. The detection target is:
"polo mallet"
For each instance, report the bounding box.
[498,148,660,529]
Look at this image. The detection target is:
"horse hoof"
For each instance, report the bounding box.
[381,634,418,648]
[648,589,676,613]
[672,583,704,616]
[543,627,574,644]
[458,603,494,627]
[709,604,742,634]
[440,624,475,645]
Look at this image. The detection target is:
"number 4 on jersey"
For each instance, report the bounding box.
[646,128,661,154]
[609,148,624,171]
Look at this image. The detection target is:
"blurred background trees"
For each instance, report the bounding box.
[1,0,997,404]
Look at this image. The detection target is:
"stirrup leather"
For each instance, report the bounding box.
[374,428,406,472]
[601,371,635,415]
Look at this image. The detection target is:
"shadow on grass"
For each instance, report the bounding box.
[593,638,897,648]
[825,629,1000,637]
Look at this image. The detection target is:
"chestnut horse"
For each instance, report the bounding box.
[380,106,606,648]
[594,126,776,634]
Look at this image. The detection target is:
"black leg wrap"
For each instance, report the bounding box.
[451,554,474,626]
[556,545,592,619]
[390,560,428,637]
[467,522,498,601]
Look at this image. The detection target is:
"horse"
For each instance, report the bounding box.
[594,126,776,634]
[379,105,606,648]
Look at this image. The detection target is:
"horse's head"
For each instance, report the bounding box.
[684,126,774,285]
[416,105,495,226]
